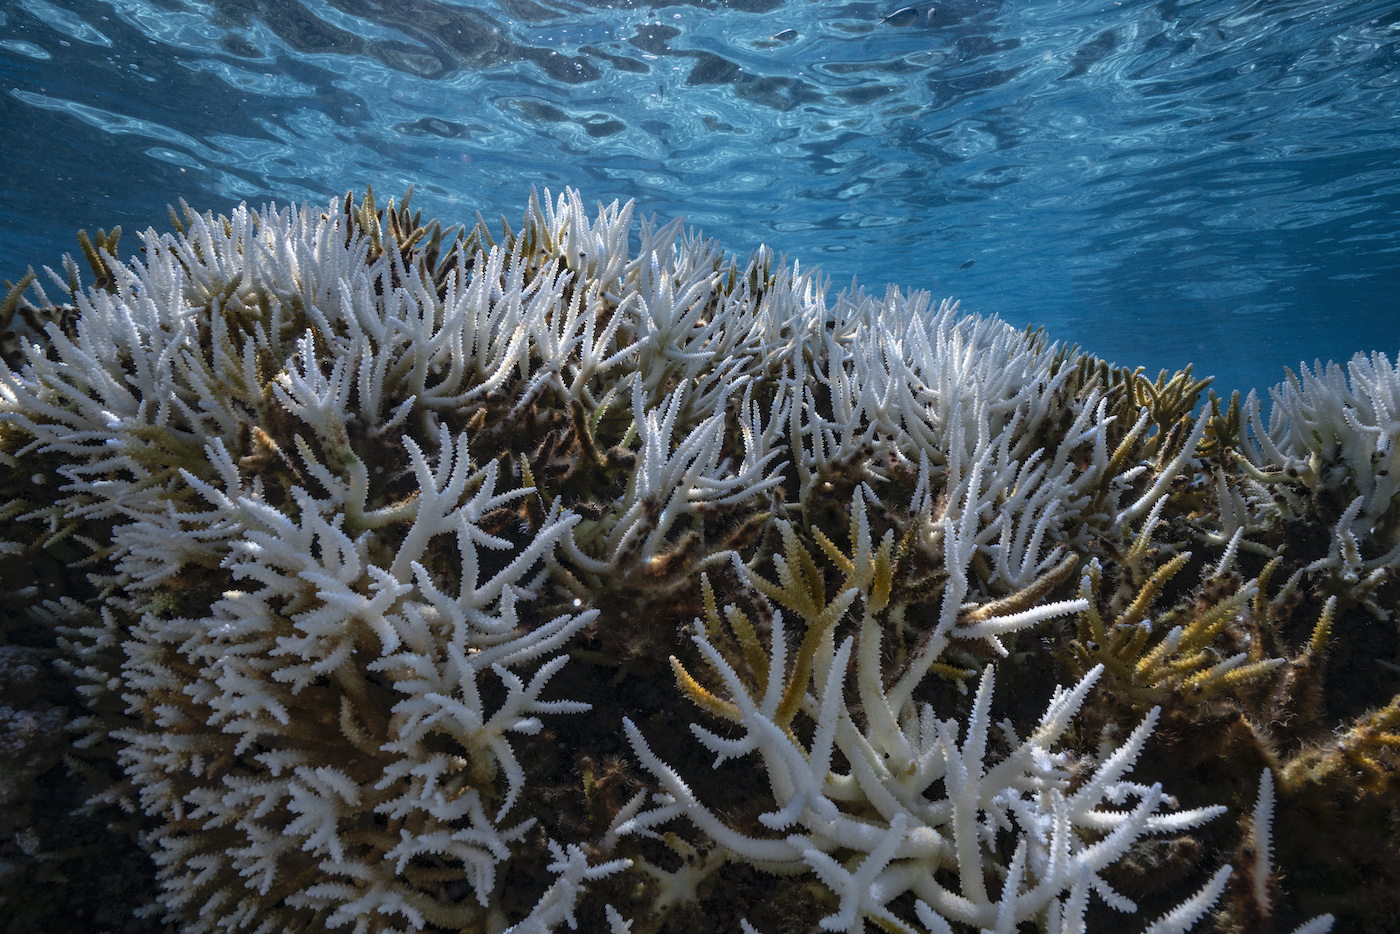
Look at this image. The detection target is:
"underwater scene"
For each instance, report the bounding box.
[1,2,1399,934]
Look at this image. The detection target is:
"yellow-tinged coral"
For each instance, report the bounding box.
[1282,695,1400,799]
[1071,554,1283,708]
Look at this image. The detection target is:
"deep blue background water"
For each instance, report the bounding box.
[1,0,1396,397]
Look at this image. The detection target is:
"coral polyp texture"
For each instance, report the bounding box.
[0,188,1391,934]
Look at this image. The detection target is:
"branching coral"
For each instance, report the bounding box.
[0,187,1386,933]
[1210,355,1400,607]
[635,512,1217,932]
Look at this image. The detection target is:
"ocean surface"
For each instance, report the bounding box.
[1,0,1396,398]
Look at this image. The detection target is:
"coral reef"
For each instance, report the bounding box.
[0,187,1392,932]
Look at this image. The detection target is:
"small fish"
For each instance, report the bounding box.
[770,28,798,41]
[879,6,919,27]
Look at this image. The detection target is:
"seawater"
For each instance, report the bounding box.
[1,0,1396,398]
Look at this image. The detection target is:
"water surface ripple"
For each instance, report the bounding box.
[2,0,1397,393]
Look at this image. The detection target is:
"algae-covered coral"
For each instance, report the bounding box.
[0,188,1393,933]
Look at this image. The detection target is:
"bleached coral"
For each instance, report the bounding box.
[622,504,1224,932]
[1236,354,1400,593]
[0,188,1364,932]
[1,192,609,931]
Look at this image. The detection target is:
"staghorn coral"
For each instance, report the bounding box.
[0,187,1384,932]
[1204,355,1400,614]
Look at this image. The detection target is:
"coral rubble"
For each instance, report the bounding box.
[1,187,1392,932]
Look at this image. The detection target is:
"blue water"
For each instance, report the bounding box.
[1,0,1397,397]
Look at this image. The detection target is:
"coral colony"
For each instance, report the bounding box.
[1,187,1395,934]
